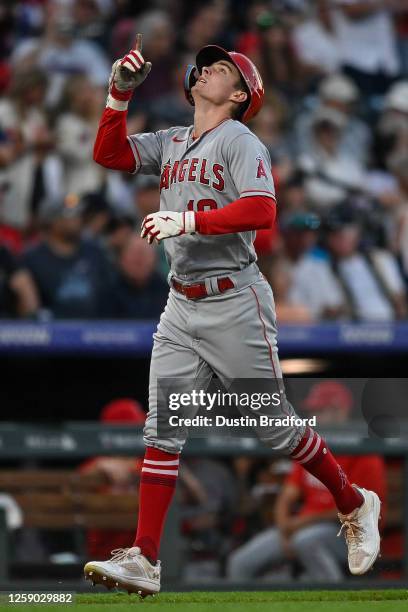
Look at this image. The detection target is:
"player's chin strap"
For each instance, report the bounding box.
[184,65,198,107]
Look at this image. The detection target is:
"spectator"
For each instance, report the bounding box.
[383,80,408,120]
[264,254,313,323]
[0,122,24,251]
[133,175,169,278]
[110,234,168,319]
[0,67,60,238]
[0,0,16,60]
[104,212,135,262]
[250,98,293,185]
[0,68,48,148]
[56,75,105,196]
[386,151,408,278]
[369,82,408,200]
[235,1,271,60]
[149,58,195,130]
[331,0,400,96]
[0,117,63,236]
[278,170,309,215]
[79,398,146,560]
[273,211,345,320]
[110,14,139,62]
[182,2,230,56]
[0,242,39,317]
[12,9,109,107]
[294,73,371,165]
[298,106,366,210]
[244,10,306,101]
[130,10,175,104]
[133,175,160,221]
[104,170,139,217]
[71,0,109,50]
[230,457,292,540]
[22,194,114,319]
[377,81,408,164]
[324,204,407,320]
[13,0,45,40]
[81,193,112,242]
[292,0,341,76]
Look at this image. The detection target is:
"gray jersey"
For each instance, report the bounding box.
[128,119,275,280]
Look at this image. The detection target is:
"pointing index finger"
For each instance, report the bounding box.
[135,33,142,53]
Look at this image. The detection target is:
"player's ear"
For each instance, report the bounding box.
[231,90,248,104]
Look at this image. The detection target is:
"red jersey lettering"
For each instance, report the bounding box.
[212,163,225,191]
[256,156,267,179]
[179,159,189,182]
[170,161,179,184]
[199,159,210,186]
[188,158,199,182]
[160,163,170,192]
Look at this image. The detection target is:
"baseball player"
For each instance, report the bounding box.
[84,34,381,595]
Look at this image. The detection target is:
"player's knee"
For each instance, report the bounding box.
[226,548,253,579]
[291,526,317,553]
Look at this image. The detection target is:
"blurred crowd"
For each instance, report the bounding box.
[0,0,408,321]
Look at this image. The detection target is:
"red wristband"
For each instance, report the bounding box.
[110,82,133,102]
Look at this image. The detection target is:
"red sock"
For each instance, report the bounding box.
[133,447,179,562]
[290,427,364,515]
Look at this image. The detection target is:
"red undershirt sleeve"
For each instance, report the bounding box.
[194,195,276,235]
[93,107,135,173]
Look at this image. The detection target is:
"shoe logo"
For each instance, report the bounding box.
[172,136,187,142]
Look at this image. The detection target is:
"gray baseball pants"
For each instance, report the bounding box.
[227,522,347,582]
[143,265,306,454]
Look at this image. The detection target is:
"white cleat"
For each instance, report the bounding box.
[84,547,161,596]
[337,485,381,575]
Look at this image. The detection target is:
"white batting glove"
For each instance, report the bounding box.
[141,211,196,244]
[107,33,152,110]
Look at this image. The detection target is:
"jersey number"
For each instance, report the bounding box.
[187,199,218,212]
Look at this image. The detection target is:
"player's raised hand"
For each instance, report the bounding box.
[107,33,152,108]
[117,33,152,90]
[141,211,196,244]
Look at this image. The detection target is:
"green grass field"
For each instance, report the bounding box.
[1,590,407,612]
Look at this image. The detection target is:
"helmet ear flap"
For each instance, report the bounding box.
[184,64,198,106]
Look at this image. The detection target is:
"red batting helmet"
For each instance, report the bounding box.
[184,45,264,123]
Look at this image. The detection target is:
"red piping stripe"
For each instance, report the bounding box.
[250,285,277,379]
[251,285,291,416]
[241,190,276,199]
[127,136,142,170]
